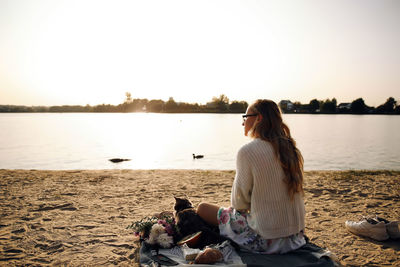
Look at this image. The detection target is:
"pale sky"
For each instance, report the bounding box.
[0,0,399,107]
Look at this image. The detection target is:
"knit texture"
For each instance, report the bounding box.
[231,138,305,239]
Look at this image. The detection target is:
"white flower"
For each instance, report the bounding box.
[147,234,157,245]
[157,233,174,248]
[150,223,166,237]
[147,223,166,245]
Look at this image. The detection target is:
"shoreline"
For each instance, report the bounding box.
[0,169,399,266]
[2,168,400,172]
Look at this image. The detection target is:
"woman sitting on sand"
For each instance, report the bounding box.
[197,99,306,254]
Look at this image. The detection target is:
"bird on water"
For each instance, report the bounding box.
[193,154,204,159]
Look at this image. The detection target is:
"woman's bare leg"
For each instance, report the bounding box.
[196,202,220,226]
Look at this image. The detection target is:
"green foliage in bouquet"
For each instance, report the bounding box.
[128,214,178,240]
[128,216,159,238]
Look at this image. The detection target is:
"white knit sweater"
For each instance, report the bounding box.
[231,138,305,239]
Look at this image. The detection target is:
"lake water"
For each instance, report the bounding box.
[0,113,399,170]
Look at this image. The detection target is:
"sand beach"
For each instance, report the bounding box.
[0,169,399,266]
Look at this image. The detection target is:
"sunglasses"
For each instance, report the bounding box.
[242,113,258,122]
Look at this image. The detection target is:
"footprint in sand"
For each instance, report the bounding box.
[11,228,26,234]
[32,203,77,212]
[75,225,97,230]
[306,188,323,197]
[2,247,25,262]
[4,248,24,254]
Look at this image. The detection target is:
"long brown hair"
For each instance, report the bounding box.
[249,99,304,199]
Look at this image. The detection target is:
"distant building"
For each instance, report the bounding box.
[338,103,351,111]
[279,100,294,111]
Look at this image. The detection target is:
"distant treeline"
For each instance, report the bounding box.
[279,97,400,114]
[0,94,399,114]
[0,95,248,113]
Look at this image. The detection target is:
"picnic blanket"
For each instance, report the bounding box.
[139,240,337,267]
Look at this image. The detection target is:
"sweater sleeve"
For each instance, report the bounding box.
[231,147,253,211]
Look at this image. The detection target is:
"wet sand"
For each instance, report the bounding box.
[0,169,399,266]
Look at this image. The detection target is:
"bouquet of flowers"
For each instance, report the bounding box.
[128,214,177,248]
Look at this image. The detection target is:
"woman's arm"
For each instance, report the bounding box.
[231,148,253,211]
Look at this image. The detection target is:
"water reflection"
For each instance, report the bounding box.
[0,113,399,170]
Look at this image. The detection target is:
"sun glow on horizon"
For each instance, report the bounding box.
[1,0,399,107]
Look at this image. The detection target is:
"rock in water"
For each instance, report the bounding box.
[109,158,131,163]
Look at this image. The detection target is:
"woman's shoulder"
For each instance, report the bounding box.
[239,138,274,155]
